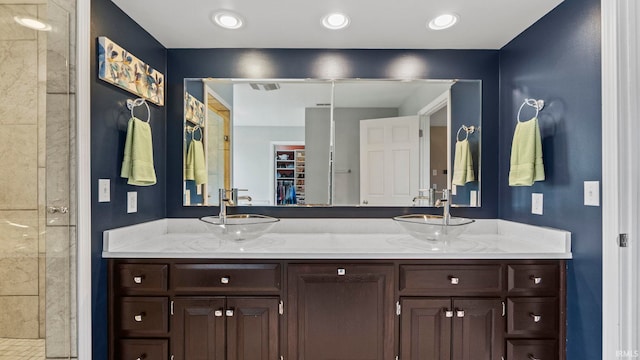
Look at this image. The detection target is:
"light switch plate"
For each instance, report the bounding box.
[532,193,543,215]
[127,192,137,213]
[98,179,110,203]
[584,181,600,206]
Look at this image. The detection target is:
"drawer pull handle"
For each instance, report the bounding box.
[445,309,454,318]
[221,276,230,284]
[337,268,346,276]
[136,354,147,360]
[530,276,542,285]
[449,276,459,285]
[214,310,223,317]
[528,354,540,360]
[530,313,542,322]
[134,312,145,322]
[133,276,143,284]
[226,309,234,317]
[456,309,465,318]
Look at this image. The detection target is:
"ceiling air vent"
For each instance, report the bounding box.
[249,83,280,91]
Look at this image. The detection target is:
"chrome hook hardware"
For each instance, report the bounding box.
[221,276,230,284]
[136,354,147,360]
[530,275,542,285]
[449,276,460,285]
[47,206,69,214]
[530,313,542,322]
[133,276,144,284]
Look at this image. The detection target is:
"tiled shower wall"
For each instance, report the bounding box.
[0,0,76,358]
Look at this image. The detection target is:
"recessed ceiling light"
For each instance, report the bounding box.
[322,13,350,30]
[13,16,51,31]
[212,11,244,29]
[428,13,459,30]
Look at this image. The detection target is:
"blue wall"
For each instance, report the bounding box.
[498,0,602,358]
[90,0,167,358]
[166,49,500,219]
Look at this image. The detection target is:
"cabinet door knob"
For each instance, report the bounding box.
[530,275,542,284]
[221,276,230,284]
[133,276,143,284]
[134,313,145,322]
[337,268,346,276]
[528,354,540,360]
[136,354,147,360]
[214,310,223,317]
[449,276,460,285]
[226,309,234,317]
[456,309,465,318]
[530,313,542,322]
[445,309,454,318]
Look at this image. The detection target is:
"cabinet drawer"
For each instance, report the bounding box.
[171,263,281,293]
[507,297,558,337]
[508,265,559,295]
[119,297,168,336]
[507,339,557,360]
[399,265,503,295]
[119,339,169,360]
[117,264,168,293]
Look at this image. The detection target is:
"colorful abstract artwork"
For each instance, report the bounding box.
[97,36,165,106]
[184,92,205,125]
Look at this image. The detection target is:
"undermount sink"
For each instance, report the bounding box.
[393,214,475,241]
[200,214,280,241]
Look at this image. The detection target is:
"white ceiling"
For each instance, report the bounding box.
[111,0,563,49]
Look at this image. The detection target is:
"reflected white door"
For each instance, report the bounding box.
[359,116,419,206]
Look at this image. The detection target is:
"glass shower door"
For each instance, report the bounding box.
[0,0,75,358]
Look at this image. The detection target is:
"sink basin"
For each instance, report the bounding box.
[393,214,475,241]
[200,214,280,241]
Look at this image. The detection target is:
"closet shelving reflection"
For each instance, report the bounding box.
[275,147,305,205]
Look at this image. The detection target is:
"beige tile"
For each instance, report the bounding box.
[0,211,39,296]
[0,295,39,338]
[69,94,76,226]
[45,93,70,226]
[39,254,45,338]
[0,125,38,209]
[0,0,46,4]
[45,225,71,358]
[38,168,46,253]
[0,5,38,41]
[45,1,70,94]
[0,40,38,125]
[69,225,76,357]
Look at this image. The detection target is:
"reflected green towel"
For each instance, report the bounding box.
[121,117,156,186]
[452,139,475,186]
[185,139,207,185]
[509,117,545,186]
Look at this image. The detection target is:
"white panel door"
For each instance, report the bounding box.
[360,116,419,206]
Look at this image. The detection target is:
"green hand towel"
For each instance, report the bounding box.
[452,139,475,186]
[509,117,545,186]
[185,139,207,186]
[121,117,157,186]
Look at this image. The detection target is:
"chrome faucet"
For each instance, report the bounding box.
[435,189,451,225]
[412,188,436,206]
[219,188,252,223]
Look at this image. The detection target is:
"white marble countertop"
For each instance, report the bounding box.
[102,218,572,259]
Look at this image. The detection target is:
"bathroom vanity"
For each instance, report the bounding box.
[104,219,571,360]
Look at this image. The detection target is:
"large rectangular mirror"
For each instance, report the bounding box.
[183,78,481,207]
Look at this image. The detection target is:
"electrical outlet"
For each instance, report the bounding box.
[470,190,478,207]
[451,184,457,195]
[584,181,600,206]
[98,179,110,202]
[432,169,438,176]
[127,192,137,213]
[532,193,543,215]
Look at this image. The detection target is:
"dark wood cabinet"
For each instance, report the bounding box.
[171,296,279,360]
[287,264,394,360]
[108,259,565,360]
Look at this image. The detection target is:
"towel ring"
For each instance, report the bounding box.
[517,98,544,122]
[192,125,203,141]
[456,125,475,142]
[127,98,151,123]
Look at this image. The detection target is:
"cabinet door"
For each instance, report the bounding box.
[400,298,452,360]
[172,297,226,360]
[226,297,279,360]
[452,298,504,360]
[287,264,394,360]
